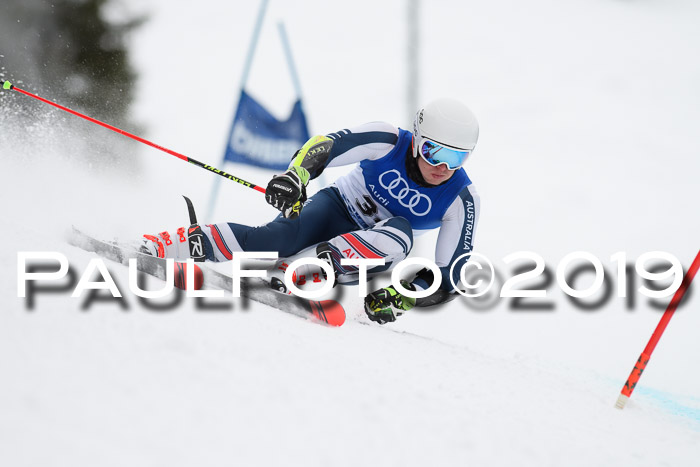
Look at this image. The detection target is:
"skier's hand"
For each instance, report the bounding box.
[265,166,309,219]
[364,281,416,325]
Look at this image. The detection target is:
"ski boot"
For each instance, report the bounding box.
[139,228,190,260]
[268,242,339,295]
[315,242,339,287]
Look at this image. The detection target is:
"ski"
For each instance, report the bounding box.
[67,228,346,326]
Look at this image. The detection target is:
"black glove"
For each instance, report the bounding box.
[265,166,309,219]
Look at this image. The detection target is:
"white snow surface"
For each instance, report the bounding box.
[1,0,699,466]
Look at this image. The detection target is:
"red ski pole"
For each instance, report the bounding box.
[0,79,266,194]
[615,250,700,409]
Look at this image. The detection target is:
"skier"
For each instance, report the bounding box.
[141,98,481,324]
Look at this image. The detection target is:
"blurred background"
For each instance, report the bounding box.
[1,0,699,465]
[3,0,698,254]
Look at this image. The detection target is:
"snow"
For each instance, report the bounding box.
[1,0,699,465]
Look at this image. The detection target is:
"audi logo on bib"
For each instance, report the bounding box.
[379,170,432,216]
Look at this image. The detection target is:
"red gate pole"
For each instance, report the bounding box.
[615,250,700,409]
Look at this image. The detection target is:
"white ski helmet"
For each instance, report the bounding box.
[413,98,479,169]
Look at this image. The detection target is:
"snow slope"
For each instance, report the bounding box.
[1,213,698,466]
[1,0,699,466]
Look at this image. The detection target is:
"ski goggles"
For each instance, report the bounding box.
[418,138,472,170]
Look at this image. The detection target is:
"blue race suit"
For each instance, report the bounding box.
[202,122,480,297]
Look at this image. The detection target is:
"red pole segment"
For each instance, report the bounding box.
[1,80,266,194]
[615,250,700,409]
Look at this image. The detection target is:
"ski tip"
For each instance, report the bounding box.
[311,300,346,327]
[2,80,13,90]
[173,262,204,290]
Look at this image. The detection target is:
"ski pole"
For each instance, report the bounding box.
[615,249,700,409]
[0,79,266,194]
